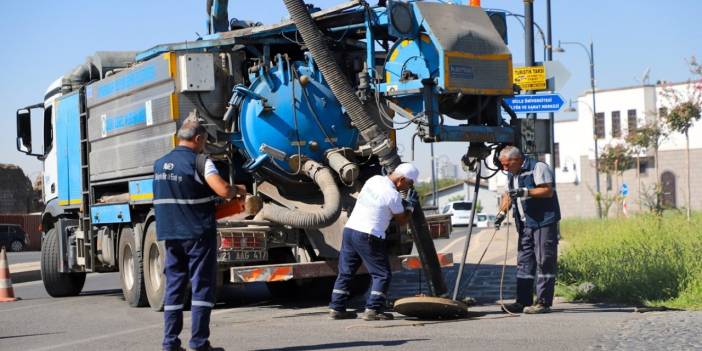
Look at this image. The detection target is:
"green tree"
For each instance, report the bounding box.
[416,179,463,205]
[660,57,702,221]
[626,117,668,214]
[597,143,635,218]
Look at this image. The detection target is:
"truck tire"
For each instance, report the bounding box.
[143,221,166,311]
[119,227,148,307]
[40,228,86,297]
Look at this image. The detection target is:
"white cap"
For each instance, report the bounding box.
[393,163,419,183]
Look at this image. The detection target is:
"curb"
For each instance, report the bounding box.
[9,262,41,284]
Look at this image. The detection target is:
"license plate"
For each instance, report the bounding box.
[218,249,268,263]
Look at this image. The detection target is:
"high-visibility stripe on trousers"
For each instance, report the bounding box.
[162,232,217,351]
[329,228,391,312]
[516,223,559,307]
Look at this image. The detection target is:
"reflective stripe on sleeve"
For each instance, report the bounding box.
[332,289,350,295]
[517,274,535,279]
[538,274,556,279]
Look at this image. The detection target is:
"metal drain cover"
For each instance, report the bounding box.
[393,296,468,320]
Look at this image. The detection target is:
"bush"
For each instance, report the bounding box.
[558,213,702,309]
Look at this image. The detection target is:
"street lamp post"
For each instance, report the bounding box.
[556,40,602,218]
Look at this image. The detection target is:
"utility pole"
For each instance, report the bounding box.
[524,0,536,154]
[546,0,556,182]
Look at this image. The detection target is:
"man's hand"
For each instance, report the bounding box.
[494,211,507,229]
[508,187,528,199]
[404,188,420,213]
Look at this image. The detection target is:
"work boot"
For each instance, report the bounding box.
[524,304,551,314]
[361,309,394,321]
[501,302,524,314]
[190,341,224,351]
[329,309,358,320]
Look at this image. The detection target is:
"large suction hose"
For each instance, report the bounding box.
[282,0,401,171]
[261,160,341,229]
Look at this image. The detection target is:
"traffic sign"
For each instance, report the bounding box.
[621,183,629,197]
[504,93,565,114]
[513,65,547,91]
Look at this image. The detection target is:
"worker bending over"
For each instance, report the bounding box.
[329,163,419,321]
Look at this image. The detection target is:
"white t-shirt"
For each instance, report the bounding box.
[345,175,405,239]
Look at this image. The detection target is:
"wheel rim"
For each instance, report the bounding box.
[148,243,162,291]
[11,241,23,252]
[122,246,134,291]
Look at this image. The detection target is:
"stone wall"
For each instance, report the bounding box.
[556,148,702,218]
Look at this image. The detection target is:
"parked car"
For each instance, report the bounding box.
[441,201,473,226]
[475,213,489,228]
[0,224,28,252]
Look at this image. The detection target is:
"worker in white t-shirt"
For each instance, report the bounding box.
[328,163,419,321]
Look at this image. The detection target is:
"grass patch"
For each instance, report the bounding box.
[557,212,702,309]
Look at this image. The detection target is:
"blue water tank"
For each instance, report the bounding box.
[238,54,358,175]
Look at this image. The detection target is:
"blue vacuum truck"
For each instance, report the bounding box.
[16,0,517,310]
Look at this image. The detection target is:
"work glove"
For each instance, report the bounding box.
[508,187,528,199]
[403,188,420,213]
[494,211,507,229]
[402,199,414,213]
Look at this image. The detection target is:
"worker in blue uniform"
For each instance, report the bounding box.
[154,112,245,351]
[495,146,561,314]
[329,163,418,321]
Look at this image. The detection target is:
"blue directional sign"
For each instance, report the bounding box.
[504,93,565,114]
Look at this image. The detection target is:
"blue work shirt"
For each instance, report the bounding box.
[153,146,217,240]
[507,157,561,228]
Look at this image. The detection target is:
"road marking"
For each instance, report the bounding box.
[30,308,236,350]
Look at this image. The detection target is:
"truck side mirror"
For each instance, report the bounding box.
[16,103,44,157]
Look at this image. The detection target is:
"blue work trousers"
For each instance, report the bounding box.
[329,227,392,312]
[516,223,559,307]
[162,233,217,351]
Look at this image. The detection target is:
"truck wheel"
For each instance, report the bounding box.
[143,221,165,311]
[40,228,86,297]
[119,227,148,307]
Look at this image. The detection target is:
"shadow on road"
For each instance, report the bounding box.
[252,338,430,351]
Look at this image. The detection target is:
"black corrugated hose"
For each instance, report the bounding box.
[282,0,401,171]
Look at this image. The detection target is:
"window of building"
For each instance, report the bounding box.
[606,173,612,191]
[638,156,655,175]
[595,112,605,139]
[612,111,621,137]
[628,109,637,133]
[554,143,560,169]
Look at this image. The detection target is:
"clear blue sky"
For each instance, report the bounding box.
[1,0,700,181]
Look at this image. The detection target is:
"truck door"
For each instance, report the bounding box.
[54,92,83,207]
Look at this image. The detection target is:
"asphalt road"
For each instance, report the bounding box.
[2,226,700,350]
[6,251,41,265]
[2,270,635,351]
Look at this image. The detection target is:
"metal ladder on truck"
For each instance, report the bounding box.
[76,87,94,272]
